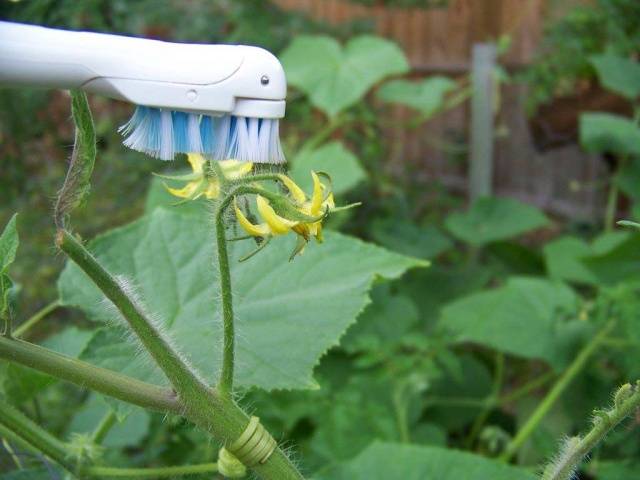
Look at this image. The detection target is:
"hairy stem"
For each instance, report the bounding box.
[14,300,60,338]
[0,335,181,413]
[86,463,219,478]
[501,321,615,461]
[541,382,640,480]
[215,201,235,397]
[0,401,76,474]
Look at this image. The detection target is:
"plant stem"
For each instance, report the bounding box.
[541,382,640,480]
[466,352,504,448]
[215,202,235,398]
[86,463,219,478]
[14,300,60,338]
[500,321,615,462]
[91,411,117,445]
[500,370,556,404]
[0,401,76,474]
[300,114,349,153]
[0,335,181,413]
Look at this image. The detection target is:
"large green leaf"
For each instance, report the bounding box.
[377,77,456,118]
[584,234,640,285]
[58,207,425,391]
[281,35,409,117]
[438,277,579,368]
[0,214,18,275]
[590,53,640,100]
[445,197,549,247]
[580,113,640,157]
[291,142,367,196]
[318,442,536,480]
[544,232,629,285]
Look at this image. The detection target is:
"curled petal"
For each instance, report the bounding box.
[234,199,271,237]
[204,180,221,199]
[186,153,206,174]
[164,181,202,199]
[277,174,307,204]
[310,171,324,216]
[221,160,253,179]
[256,195,298,235]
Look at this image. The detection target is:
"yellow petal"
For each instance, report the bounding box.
[324,192,335,209]
[277,174,307,204]
[165,181,201,199]
[256,195,297,235]
[186,153,206,174]
[310,171,323,215]
[234,199,270,237]
[221,160,253,179]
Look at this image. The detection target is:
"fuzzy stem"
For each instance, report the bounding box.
[0,401,76,474]
[501,321,615,461]
[14,300,60,338]
[0,335,181,413]
[86,463,219,478]
[215,201,235,398]
[91,411,118,445]
[541,382,640,480]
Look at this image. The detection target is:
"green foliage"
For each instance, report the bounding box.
[58,207,425,392]
[580,113,640,157]
[439,277,581,368]
[523,0,640,111]
[370,219,452,260]
[320,442,536,480]
[0,214,18,325]
[281,35,409,117]
[377,76,457,118]
[590,53,640,100]
[444,197,549,247]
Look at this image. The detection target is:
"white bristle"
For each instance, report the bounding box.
[213,115,231,161]
[119,107,286,163]
[187,114,202,154]
[159,110,174,160]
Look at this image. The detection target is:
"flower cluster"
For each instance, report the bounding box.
[164,155,352,260]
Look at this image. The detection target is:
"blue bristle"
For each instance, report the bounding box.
[172,111,189,153]
[200,116,215,155]
[119,106,286,163]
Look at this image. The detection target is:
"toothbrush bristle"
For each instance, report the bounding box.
[119,106,285,163]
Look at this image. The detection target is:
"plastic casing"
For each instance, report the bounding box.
[0,21,286,118]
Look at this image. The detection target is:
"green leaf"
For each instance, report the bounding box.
[281,35,409,117]
[341,285,419,354]
[58,207,425,391]
[291,142,367,196]
[68,394,150,448]
[318,442,536,480]
[590,53,640,100]
[439,277,579,368]
[377,77,457,117]
[54,91,96,226]
[579,113,640,157]
[544,232,629,285]
[584,234,640,285]
[445,197,549,247]
[596,461,640,480]
[0,214,18,275]
[370,219,452,260]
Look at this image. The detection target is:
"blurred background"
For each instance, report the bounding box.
[1,1,640,479]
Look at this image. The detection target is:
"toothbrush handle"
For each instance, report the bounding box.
[0,21,98,88]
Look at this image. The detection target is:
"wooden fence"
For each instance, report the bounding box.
[273,0,606,219]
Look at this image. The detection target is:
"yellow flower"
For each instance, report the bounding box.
[234,171,335,259]
[162,153,252,200]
